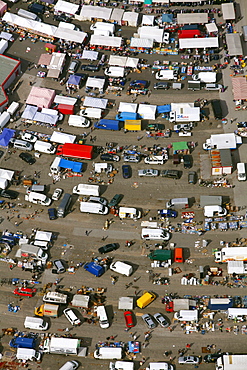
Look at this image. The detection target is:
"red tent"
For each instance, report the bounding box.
[178,30,201,39]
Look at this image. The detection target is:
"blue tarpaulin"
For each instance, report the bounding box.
[0,128,15,147]
[157,104,171,114]
[59,158,83,173]
[67,74,81,85]
[162,14,173,23]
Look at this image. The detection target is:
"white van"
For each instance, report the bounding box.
[24,316,48,330]
[25,192,51,206]
[16,348,41,361]
[34,141,56,154]
[68,115,91,128]
[63,308,81,326]
[97,305,109,329]
[59,361,79,370]
[13,139,33,151]
[237,162,246,181]
[110,361,134,370]
[141,228,170,241]
[80,202,108,215]
[166,198,189,209]
[94,347,122,360]
[17,8,41,21]
[104,67,125,78]
[50,156,61,174]
[94,163,113,174]
[119,207,141,220]
[204,205,227,217]
[43,292,67,304]
[147,363,174,370]
[110,261,133,276]
[174,310,198,322]
[73,183,100,196]
[26,185,45,194]
[90,22,115,35]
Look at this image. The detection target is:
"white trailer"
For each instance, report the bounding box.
[216,354,247,370]
[215,248,247,263]
[43,337,81,354]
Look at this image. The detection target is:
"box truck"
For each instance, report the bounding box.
[215,247,247,263]
[228,308,247,320]
[216,354,247,370]
[20,244,48,264]
[16,348,41,361]
[94,347,123,360]
[43,337,81,355]
[208,298,233,311]
[94,119,120,131]
[34,141,56,154]
[200,195,222,207]
[109,361,134,370]
[56,143,93,160]
[9,336,36,349]
[34,303,59,317]
[73,183,99,196]
[148,250,172,262]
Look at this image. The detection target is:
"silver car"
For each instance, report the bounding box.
[138,169,159,177]
[142,314,156,329]
[123,154,141,163]
[154,313,170,328]
[178,356,200,365]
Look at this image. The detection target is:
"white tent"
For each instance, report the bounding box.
[47,52,66,70]
[81,50,98,60]
[205,23,218,33]
[118,102,137,113]
[177,13,208,24]
[0,168,14,181]
[90,35,122,48]
[50,131,76,144]
[110,8,124,25]
[58,21,75,30]
[142,15,155,26]
[130,37,153,48]
[225,33,243,56]
[55,28,87,43]
[122,12,139,27]
[35,230,52,242]
[138,26,163,43]
[108,55,139,68]
[41,108,59,116]
[179,37,218,49]
[222,3,235,20]
[21,105,38,120]
[33,111,58,125]
[84,96,108,109]
[54,0,79,15]
[81,107,102,119]
[79,5,112,21]
[86,77,105,90]
[138,104,156,120]
[227,261,246,275]
[54,95,77,106]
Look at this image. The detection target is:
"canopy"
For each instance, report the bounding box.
[86,77,105,90]
[130,37,153,48]
[38,53,52,66]
[59,158,83,173]
[225,33,243,56]
[110,8,124,24]
[21,105,38,120]
[122,11,139,27]
[222,3,235,20]
[162,14,173,23]
[142,15,155,26]
[55,28,87,43]
[177,13,208,24]
[205,23,218,33]
[50,131,76,144]
[90,35,122,48]
[54,0,79,15]
[0,168,14,180]
[33,111,58,125]
[0,128,15,147]
[67,74,81,85]
[138,104,156,120]
[179,37,218,49]
[118,102,137,113]
[138,26,164,43]
[0,1,7,16]
[35,230,52,241]
[0,31,13,41]
[84,96,108,109]
[47,52,66,70]
[231,77,247,100]
[47,69,61,78]
[79,5,112,21]
[108,55,139,68]
[228,261,245,275]
[172,141,189,152]
[82,107,102,119]
[178,29,201,39]
[157,104,171,114]
[26,87,55,108]
[54,95,77,105]
[81,50,98,60]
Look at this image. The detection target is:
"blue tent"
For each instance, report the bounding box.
[0,128,15,147]
[157,104,171,114]
[162,14,173,23]
[59,158,83,173]
[67,74,81,86]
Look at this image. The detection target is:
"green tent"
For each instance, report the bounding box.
[172,141,189,153]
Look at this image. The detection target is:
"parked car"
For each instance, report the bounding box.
[147,123,165,131]
[54,13,71,22]
[0,150,4,159]
[204,354,222,363]
[53,259,66,273]
[48,208,57,220]
[68,60,79,74]
[100,153,120,162]
[138,169,159,177]
[174,123,193,132]
[20,132,38,143]
[160,170,180,179]
[178,356,200,365]
[123,154,141,163]
[129,80,148,88]
[153,312,170,328]
[142,314,156,329]
[154,82,169,90]
[122,165,131,179]
[98,243,118,254]
[0,189,18,199]
[124,311,135,328]
[52,188,63,201]
[188,171,197,184]
[13,287,37,298]
[19,152,36,165]
[108,194,123,207]
[81,64,99,72]
[183,154,192,169]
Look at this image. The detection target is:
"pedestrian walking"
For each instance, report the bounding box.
[164,351,169,357]
[85,230,89,236]
[186,343,191,349]
[9,264,13,270]
[133,334,137,340]
[230,118,234,124]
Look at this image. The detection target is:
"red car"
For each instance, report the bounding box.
[13,287,37,298]
[124,310,135,328]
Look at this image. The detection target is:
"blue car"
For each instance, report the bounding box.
[129,80,148,88]
[48,208,57,220]
[158,209,177,218]
[122,165,131,179]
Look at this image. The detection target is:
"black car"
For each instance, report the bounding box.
[19,152,36,165]
[81,64,99,72]
[0,150,4,159]
[108,194,123,207]
[0,189,18,199]
[122,165,131,179]
[48,208,57,220]
[204,354,222,363]
[100,153,120,162]
[129,80,148,88]
[98,243,118,254]
[54,13,71,22]
[211,99,223,120]
[183,154,192,169]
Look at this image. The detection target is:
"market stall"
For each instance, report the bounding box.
[225,33,243,56]
[86,77,105,92]
[78,5,112,21]
[122,12,139,27]
[38,54,52,67]
[50,131,76,144]
[0,1,7,17]
[205,23,218,34]
[118,102,137,113]
[110,8,124,25]
[47,52,66,78]
[90,35,122,48]
[231,77,247,101]
[67,74,82,92]
[130,37,154,49]
[177,13,208,24]
[54,27,87,44]
[26,87,55,109]
[142,15,155,26]
[81,50,98,61]
[108,55,139,69]
[222,2,235,20]
[54,0,79,16]
[179,37,219,49]
[54,95,77,106]
[138,26,164,43]
[138,104,156,120]
[83,96,108,110]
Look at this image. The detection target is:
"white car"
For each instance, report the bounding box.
[52,188,63,201]
[178,356,200,365]
[138,169,159,177]
[20,132,38,143]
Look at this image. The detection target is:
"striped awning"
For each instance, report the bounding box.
[232,77,247,100]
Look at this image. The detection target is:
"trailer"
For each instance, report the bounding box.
[124,120,142,131]
[43,337,81,355]
[208,298,233,311]
[94,119,120,131]
[215,248,247,263]
[56,143,93,160]
[216,354,247,370]
[118,297,134,310]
